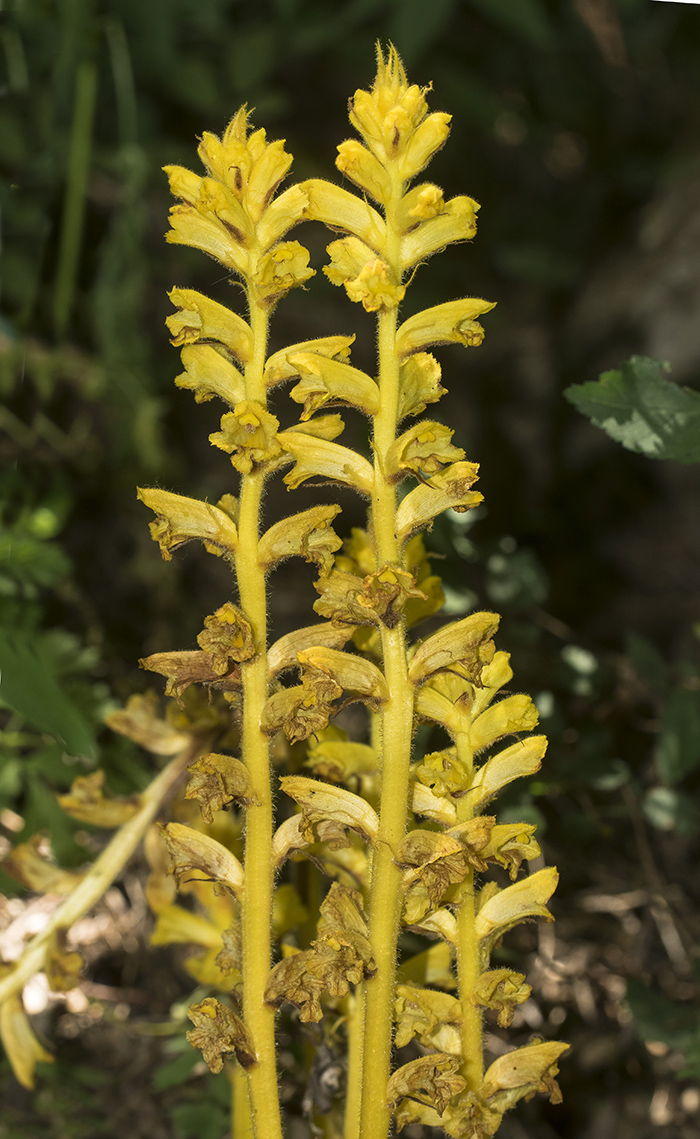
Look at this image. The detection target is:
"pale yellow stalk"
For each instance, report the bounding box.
[358,180,415,1139]
[454,730,484,1091]
[237,294,283,1139]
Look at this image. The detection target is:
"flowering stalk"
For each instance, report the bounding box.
[0,48,569,1139]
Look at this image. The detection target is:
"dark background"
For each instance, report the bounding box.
[1,1,700,1137]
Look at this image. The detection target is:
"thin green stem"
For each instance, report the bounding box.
[454,731,483,1092]
[237,297,283,1139]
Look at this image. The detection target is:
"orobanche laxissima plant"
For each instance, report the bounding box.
[0,47,568,1139]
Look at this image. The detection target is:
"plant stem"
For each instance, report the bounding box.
[237,296,283,1139]
[0,743,196,1007]
[359,189,414,1138]
[454,731,483,1091]
[230,1063,255,1138]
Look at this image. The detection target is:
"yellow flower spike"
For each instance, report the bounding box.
[245,138,295,221]
[261,681,340,744]
[345,257,406,312]
[160,822,245,898]
[162,164,203,205]
[396,461,482,542]
[301,179,386,249]
[398,352,447,419]
[185,753,260,823]
[175,342,246,406]
[187,997,257,1074]
[45,935,83,993]
[137,487,238,560]
[150,903,224,949]
[387,1054,466,1119]
[270,813,309,868]
[481,1039,570,1110]
[399,940,456,991]
[298,645,388,705]
[474,866,559,947]
[400,196,480,272]
[253,240,315,306]
[288,351,380,419]
[2,836,83,896]
[412,781,458,827]
[410,907,458,945]
[0,994,53,1089]
[266,622,355,678]
[398,183,446,227]
[415,748,471,797]
[58,771,140,828]
[470,693,540,753]
[408,611,500,686]
[166,288,253,361]
[471,969,531,1029]
[305,738,379,790]
[279,776,380,846]
[396,298,497,356]
[264,334,355,387]
[356,564,428,628]
[461,736,547,811]
[324,234,382,288]
[279,433,374,495]
[265,884,376,1023]
[476,822,541,880]
[196,602,256,672]
[386,420,465,481]
[279,413,346,443]
[394,984,462,1053]
[165,204,249,273]
[397,109,452,181]
[139,648,241,701]
[397,831,469,923]
[198,176,252,242]
[258,504,343,573]
[255,182,310,249]
[209,400,281,472]
[335,138,393,204]
[105,691,191,756]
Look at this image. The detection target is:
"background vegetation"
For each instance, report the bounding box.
[1,0,699,1136]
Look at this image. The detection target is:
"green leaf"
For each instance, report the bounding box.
[642,786,699,836]
[655,688,700,785]
[564,357,700,463]
[625,632,670,696]
[0,628,96,757]
[625,977,699,1053]
[171,1102,228,1139]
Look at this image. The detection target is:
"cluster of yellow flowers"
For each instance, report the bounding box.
[0,46,567,1139]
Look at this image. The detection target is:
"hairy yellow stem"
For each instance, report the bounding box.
[0,743,196,1007]
[454,731,484,1091]
[238,297,283,1139]
[359,185,414,1139]
[231,1063,255,1138]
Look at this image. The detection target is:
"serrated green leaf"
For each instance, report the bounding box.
[564,357,700,463]
[655,688,700,785]
[0,629,96,758]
